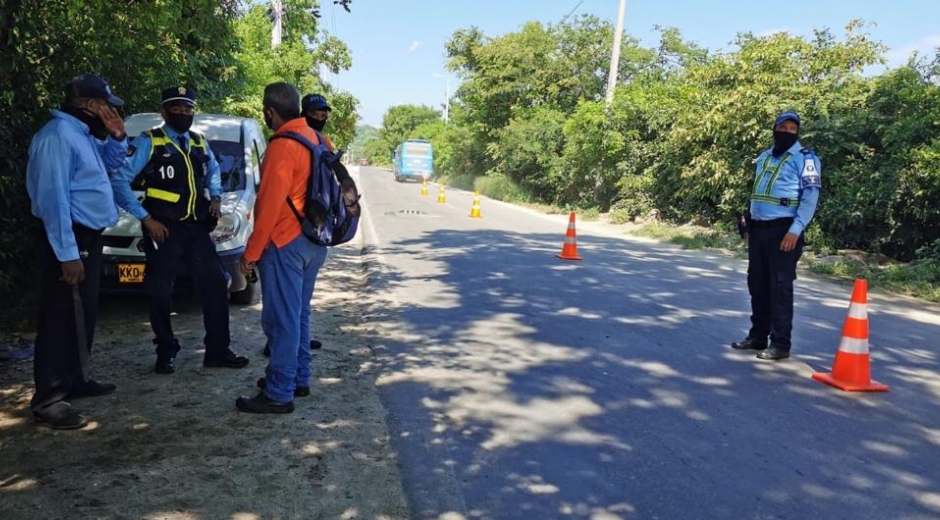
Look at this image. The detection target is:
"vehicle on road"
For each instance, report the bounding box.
[393,139,433,182]
[100,113,267,304]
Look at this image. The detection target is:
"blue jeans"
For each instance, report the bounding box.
[258,235,327,403]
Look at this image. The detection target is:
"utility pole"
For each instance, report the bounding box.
[271,0,283,48]
[433,73,450,123]
[605,0,627,106]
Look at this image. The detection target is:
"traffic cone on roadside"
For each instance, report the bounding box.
[556,212,583,261]
[812,279,889,392]
[421,179,429,196]
[469,191,482,218]
[437,185,446,203]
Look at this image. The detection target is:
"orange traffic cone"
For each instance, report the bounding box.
[420,179,429,196]
[556,212,583,261]
[469,191,482,218]
[812,279,889,392]
[437,185,446,203]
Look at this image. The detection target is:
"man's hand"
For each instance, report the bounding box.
[209,199,221,218]
[60,259,85,285]
[142,216,169,243]
[89,100,126,140]
[780,232,800,252]
[239,256,257,282]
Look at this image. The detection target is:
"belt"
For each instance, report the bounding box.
[750,217,793,229]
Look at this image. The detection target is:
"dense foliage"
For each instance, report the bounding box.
[364,17,940,267]
[0,0,355,312]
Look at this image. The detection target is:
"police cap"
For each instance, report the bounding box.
[162,86,196,107]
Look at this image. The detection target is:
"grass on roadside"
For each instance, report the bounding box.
[627,222,940,304]
[630,222,744,252]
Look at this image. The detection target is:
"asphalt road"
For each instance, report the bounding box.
[356,166,940,520]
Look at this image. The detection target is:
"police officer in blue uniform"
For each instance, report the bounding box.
[27,73,128,429]
[111,87,249,374]
[732,111,821,360]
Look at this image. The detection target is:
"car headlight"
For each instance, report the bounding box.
[211,212,242,244]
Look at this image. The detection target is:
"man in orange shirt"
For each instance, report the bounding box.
[261,92,339,360]
[235,82,329,414]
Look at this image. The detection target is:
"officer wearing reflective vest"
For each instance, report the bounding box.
[111,87,249,374]
[732,111,821,361]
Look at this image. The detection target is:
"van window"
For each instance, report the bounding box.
[212,140,246,191]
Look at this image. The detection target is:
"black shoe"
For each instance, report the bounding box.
[155,356,176,374]
[66,379,116,400]
[257,377,310,397]
[731,337,768,350]
[235,392,294,414]
[263,339,321,357]
[34,410,89,430]
[204,350,249,369]
[756,346,790,360]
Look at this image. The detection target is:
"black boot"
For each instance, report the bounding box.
[235,392,294,414]
[731,337,767,350]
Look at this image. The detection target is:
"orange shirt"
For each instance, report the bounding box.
[244,118,326,262]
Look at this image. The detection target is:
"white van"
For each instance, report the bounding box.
[100,113,267,304]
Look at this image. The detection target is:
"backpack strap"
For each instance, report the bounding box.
[270,132,320,223]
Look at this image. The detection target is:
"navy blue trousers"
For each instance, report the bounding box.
[142,220,230,360]
[747,220,805,350]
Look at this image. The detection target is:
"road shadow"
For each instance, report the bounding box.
[362,227,940,520]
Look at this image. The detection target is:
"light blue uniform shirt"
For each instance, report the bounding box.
[27,109,128,262]
[749,140,822,236]
[110,124,222,220]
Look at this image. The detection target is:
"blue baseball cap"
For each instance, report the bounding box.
[774,111,800,127]
[65,73,124,107]
[302,93,332,112]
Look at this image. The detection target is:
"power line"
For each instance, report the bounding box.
[561,0,586,23]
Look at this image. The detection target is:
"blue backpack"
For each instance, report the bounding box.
[272,131,360,246]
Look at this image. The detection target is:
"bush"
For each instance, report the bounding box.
[475,173,530,203]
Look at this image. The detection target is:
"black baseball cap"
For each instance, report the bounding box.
[65,73,124,107]
[161,86,196,107]
[302,93,332,112]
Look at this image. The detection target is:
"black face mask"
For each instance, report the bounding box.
[62,104,109,140]
[167,113,193,133]
[772,130,799,157]
[306,116,326,132]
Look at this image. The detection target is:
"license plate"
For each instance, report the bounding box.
[118,263,146,283]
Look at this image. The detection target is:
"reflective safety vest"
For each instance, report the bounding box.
[751,152,801,207]
[140,127,211,222]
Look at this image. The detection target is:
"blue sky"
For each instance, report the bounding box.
[318,0,940,127]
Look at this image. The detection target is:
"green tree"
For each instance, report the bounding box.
[378,104,442,157]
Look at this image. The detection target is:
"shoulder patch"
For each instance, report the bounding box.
[801,147,811,154]
[126,145,136,157]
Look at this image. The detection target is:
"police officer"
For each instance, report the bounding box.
[301,93,335,148]
[111,87,248,374]
[27,73,127,429]
[732,111,821,360]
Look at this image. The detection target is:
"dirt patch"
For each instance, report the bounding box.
[0,246,408,520]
